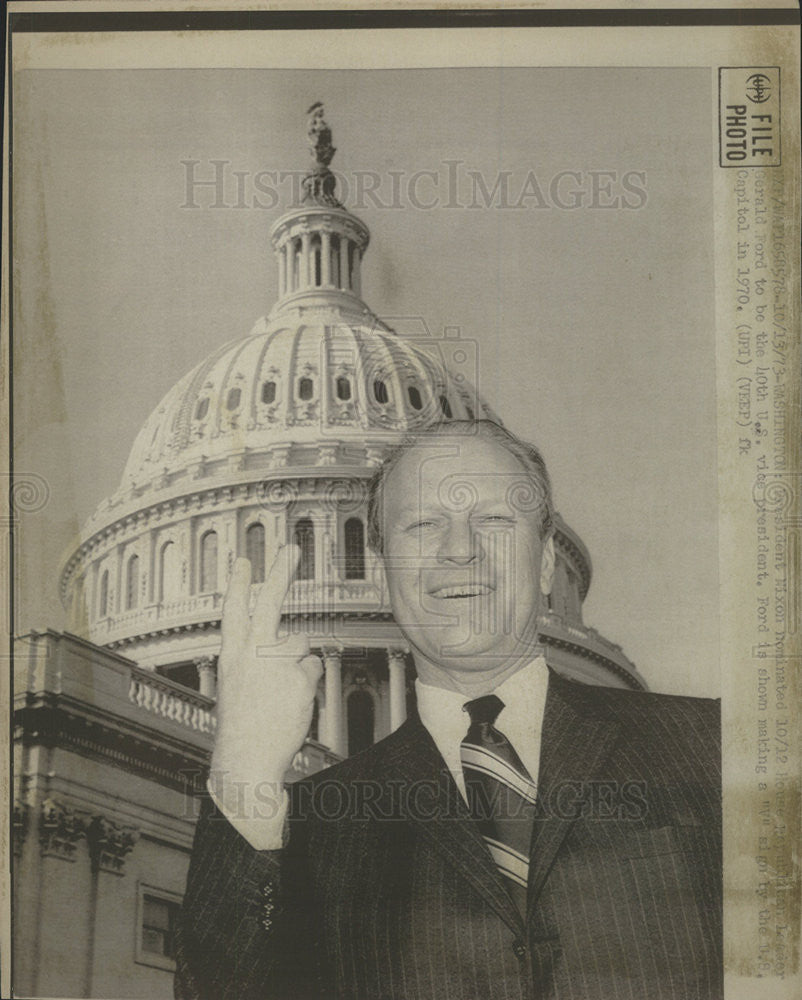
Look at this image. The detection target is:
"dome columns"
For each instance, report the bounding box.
[269,208,370,316]
[278,248,287,299]
[321,645,345,756]
[338,237,349,292]
[194,655,217,699]
[320,230,332,286]
[300,233,311,286]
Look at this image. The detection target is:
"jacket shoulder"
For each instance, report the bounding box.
[555,670,719,720]
[552,673,721,764]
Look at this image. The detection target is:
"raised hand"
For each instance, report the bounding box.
[210,544,323,823]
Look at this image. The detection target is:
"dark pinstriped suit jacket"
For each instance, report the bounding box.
[175,671,722,1000]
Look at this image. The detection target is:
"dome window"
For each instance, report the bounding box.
[439,395,453,418]
[200,531,218,593]
[465,404,474,420]
[344,517,365,580]
[373,380,389,405]
[126,555,139,611]
[226,388,242,411]
[299,377,314,401]
[293,519,315,580]
[407,385,423,411]
[98,570,109,617]
[195,398,210,420]
[261,380,277,405]
[336,376,351,401]
[246,523,266,584]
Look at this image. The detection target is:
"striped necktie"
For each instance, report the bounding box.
[460,694,537,914]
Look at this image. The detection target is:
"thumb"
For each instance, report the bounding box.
[298,653,323,687]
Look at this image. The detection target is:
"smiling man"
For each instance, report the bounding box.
[176,420,722,1000]
[371,423,555,694]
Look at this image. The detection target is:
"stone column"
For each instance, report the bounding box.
[339,237,349,290]
[322,646,344,756]
[84,815,138,997]
[321,512,335,617]
[277,244,286,298]
[114,543,124,614]
[321,231,331,286]
[195,655,217,699]
[352,246,361,296]
[300,233,311,288]
[89,562,99,626]
[34,799,92,998]
[388,648,409,732]
[146,527,157,605]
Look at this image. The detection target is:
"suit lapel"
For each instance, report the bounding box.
[387,717,524,935]
[527,672,622,917]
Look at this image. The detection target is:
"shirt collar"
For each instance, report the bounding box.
[415,656,549,785]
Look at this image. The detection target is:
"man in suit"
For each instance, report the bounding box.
[175,419,722,1000]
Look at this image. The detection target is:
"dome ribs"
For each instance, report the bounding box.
[168,339,238,460]
[249,326,286,429]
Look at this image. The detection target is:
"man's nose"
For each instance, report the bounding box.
[437,518,483,564]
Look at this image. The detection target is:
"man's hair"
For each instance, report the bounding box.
[366,419,554,555]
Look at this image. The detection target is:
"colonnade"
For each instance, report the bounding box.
[276,231,361,298]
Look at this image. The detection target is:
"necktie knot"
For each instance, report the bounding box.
[463,693,504,726]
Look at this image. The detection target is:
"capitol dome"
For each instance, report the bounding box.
[60,105,644,760]
[118,312,493,503]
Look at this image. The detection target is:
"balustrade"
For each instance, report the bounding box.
[97,581,382,642]
[127,673,217,734]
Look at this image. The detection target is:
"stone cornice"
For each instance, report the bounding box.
[269,205,370,250]
[104,609,400,648]
[542,632,646,690]
[16,690,213,794]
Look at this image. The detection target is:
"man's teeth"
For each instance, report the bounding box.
[434,585,491,598]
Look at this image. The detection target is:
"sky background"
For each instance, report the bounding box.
[13,66,719,697]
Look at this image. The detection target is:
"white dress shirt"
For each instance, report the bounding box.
[213,655,550,850]
[415,656,549,799]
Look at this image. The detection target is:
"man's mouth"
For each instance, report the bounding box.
[428,584,493,599]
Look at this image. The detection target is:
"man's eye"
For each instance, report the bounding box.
[478,515,515,525]
[407,520,437,531]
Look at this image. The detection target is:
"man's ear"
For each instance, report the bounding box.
[540,535,555,596]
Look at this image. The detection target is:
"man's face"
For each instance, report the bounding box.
[380,434,554,677]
